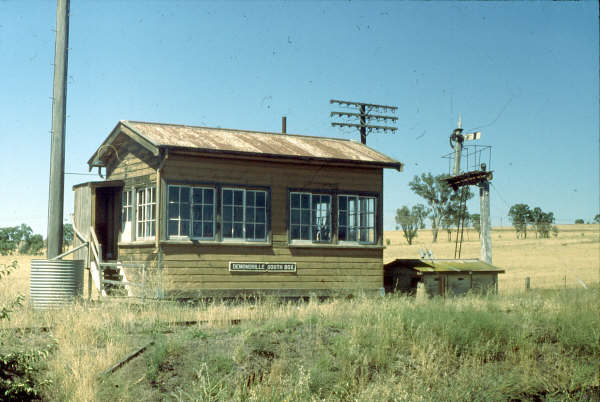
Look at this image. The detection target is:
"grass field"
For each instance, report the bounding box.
[0,224,598,401]
[384,224,599,293]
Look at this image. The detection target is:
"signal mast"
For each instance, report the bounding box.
[442,116,493,264]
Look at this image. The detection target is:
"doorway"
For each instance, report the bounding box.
[94,186,121,261]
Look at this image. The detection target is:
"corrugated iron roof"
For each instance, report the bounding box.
[384,259,505,273]
[88,120,403,170]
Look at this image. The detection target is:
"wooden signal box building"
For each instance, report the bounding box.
[73,121,402,298]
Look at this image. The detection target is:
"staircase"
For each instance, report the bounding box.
[89,228,135,298]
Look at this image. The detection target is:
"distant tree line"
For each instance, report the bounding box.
[0,223,73,256]
[507,204,556,239]
[394,172,571,245]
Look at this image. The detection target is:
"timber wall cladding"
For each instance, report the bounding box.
[161,154,384,292]
[106,139,159,183]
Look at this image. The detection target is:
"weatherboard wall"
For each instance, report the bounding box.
[110,151,385,297]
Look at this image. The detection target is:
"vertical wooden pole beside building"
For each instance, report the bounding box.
[480,179,492,264]
[47,0,70,259]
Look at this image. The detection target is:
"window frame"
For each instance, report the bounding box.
[167,185,216,241]
[136,186,156,241]
[221,187,268,243]
[120,188,134,243]
[289,191,332,244]
[337,194,377,245]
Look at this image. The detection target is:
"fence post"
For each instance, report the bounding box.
[525,277,530,291]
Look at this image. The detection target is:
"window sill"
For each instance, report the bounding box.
[289,243,384,250]
[118,241,156,247]
[159,239,272,247]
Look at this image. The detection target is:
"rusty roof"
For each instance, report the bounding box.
[88,120,403,170]
[384,259,505,273]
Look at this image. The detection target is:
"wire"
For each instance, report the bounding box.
[64,172,97,176]
[467,96,513,132]
[490,182,511,209]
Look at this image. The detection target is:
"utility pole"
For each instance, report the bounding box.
[47,0,70,259]
[330,99,398,145]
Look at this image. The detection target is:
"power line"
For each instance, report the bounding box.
[490,181,511,209]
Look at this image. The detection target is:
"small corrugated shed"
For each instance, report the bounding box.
[384,259,505,297]
[88,120,403,171]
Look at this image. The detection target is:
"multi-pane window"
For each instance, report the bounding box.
[222,188,267,241]
[168,186,215,239]
[358,197,376,243]
[121,189,133,242]
[192,187,215,239]
[136,187,156,239]
[338,195,376,244]
[290,192,331,242]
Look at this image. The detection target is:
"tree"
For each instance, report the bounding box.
[530,207,554,238]
[409,173,473,242]
[19,235,44,255]
[63,223,74,249]
[471,213,481,238]
[594,214,600,224]
[508,204,531,239]
[0,227,18,255]
[574,219,585,224]
[441,194,472,242]
[395,204,430,245]
[0,224,33,255]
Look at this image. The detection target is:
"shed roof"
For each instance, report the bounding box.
[384,259,505,273]
[88,120,403,171]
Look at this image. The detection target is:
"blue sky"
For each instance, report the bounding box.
[1,1,598,236]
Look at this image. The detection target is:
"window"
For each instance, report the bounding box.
[168,185,215,239]
[338,195,376,244]
[222,188,267,241]
[136,187,156,239]
[121,189,133,242]
[290,192,331,242]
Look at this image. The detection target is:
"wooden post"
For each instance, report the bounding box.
[87,243,92,300]
[359,104,367,144]
[47,0,70,259]
[480,180,492,264]
[525,277,530,291]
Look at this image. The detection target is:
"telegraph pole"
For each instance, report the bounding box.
[330,99,398,144]
[47,0,70,259]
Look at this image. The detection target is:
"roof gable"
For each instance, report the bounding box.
[89,120,403,171]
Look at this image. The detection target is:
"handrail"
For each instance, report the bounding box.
[73,224,89,243]
[89,227,106,297]
[49,242,89,261]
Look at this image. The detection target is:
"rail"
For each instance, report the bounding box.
[89,227,107,297]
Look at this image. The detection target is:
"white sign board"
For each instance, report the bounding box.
[229,262,297,273]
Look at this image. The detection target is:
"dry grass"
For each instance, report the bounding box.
[384,224,600,293]
[1,224,598,306]
[0,229,598,401]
